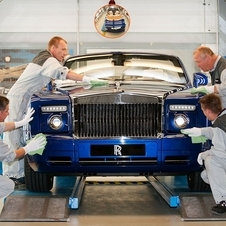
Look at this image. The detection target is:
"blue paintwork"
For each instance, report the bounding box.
[29,91,208,175]
[28,52,210,178]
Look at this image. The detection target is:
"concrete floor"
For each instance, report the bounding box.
[0,176,226,226]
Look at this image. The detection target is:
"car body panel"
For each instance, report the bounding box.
[28,52,210,177]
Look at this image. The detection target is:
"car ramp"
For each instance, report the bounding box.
[0,176,85,222]
[147,176,226,221]
[0,196,69,222]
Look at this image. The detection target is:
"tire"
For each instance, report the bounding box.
[187,172,211,192]
[24,156,54,192]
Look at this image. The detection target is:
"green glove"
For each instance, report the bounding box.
[190,85,214,95]
[25,133,47,155]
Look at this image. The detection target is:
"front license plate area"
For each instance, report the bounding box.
[91,144,145,156]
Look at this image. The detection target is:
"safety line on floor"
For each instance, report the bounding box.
[85,181,148,185]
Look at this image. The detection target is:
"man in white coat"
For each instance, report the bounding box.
[182,93,226,214]
[3,36,106,186]
[0,95,46,198]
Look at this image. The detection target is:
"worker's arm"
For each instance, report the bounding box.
[3,122,16,132]
[3,107,35,132]
[15,147,26,159]
[66,70,84,81]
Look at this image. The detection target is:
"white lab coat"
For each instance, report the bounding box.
[3,50,69,178]
[0,122,15,198]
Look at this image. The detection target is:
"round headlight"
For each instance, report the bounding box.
[49,115,63,130]
[174,114,189,129]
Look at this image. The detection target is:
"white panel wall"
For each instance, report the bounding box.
[0,0,221,77]
[0,0,78,32]
[219,0,226,56]
[0,0,205,32]
[0,0,217,43]
[86,0,215,33]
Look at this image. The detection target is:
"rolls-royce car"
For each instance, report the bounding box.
[25,51,210,192]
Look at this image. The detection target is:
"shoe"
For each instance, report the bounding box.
[10,177,26,190]
[212,201,226,214]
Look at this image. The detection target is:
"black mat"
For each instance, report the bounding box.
[0,196,69,222]
[179,193,226,221]
[73,183,178,216]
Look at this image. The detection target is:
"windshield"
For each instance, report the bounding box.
[70,57,186,83]
[60,52,190,89]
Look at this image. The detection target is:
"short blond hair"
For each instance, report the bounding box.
[47,36,67,50]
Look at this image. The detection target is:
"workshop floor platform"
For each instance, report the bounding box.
[1,175,226,226]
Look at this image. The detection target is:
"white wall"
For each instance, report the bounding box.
[0,0,220,77]
[0,0,217,43]
[219,0,226,56]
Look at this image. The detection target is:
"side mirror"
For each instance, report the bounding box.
[193,72,208,88]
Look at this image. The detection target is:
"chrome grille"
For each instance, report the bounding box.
[74,103,161,138]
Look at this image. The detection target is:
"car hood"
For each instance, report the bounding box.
[56,82,190,100]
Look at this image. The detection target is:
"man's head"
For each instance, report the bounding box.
[0,95,9,122]
[199,93,222,121]
[48,36,68,62]
[193,46,218,72]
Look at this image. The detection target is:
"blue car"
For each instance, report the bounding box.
[25,52,210,192]
[103,18,126,33]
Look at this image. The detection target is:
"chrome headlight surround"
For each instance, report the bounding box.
[173,114,190,129]
[49,115,63,130]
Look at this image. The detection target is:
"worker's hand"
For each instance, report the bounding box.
[190,85,214,95]
[181,127,202,137]
[197,153,204,165]
[23,133,47,155]
[82,76,108,89]
[15,107,35,128]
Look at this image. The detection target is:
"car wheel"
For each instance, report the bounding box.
[187,172,210,192]
[24,156,54,192]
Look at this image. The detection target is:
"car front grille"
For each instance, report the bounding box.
[79,157,157,166]
[74,102,162,138]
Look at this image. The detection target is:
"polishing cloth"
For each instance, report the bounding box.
[190,87,208,95]
[27,133,47,155]
[90,80,108,87]
[191,136,207,144]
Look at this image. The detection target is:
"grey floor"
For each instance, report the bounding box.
[1,176,226,226]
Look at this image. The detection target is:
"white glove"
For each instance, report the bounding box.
[23,135,47,155]
[181,127,202,137]
[82,76,92,89]
[205,85,215,93]
[197,153,204,165]
[191,85,214,95]
[82,75,92,84]
[15,107,35,128]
